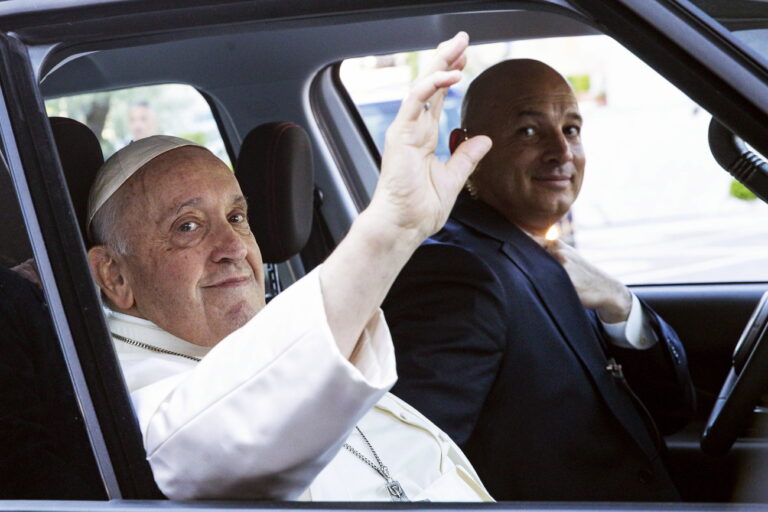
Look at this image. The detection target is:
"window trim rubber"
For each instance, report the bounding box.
[330,62,383,171]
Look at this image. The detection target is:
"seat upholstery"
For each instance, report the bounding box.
[0,117,103,264]
[236,121,314,264]
[49,117,104,245]
[0,153,30,266]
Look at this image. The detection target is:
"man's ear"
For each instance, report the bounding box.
[449,128,468,154]
[87,246,134,310]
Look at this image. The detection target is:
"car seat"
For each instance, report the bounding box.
[0,117,103,265]
[235,121,315,299]
[48,116,105,245]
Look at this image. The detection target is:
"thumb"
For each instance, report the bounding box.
[445,135,492,183]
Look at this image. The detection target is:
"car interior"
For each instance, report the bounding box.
[2,0,768,507]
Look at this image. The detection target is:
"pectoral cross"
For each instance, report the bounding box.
[385,480,409,502]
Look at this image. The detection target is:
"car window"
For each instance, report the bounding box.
[340,35,768,285]
[44,84,229,165]
[690,0,768,69]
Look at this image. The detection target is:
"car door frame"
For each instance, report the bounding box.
[0,31,161,500]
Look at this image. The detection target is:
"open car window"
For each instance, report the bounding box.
[44,84,229,164]
[340,35,768,285]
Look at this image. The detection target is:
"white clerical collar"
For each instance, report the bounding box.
[106,308,212,361]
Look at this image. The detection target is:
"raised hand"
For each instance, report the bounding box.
[368,31,492,242]
[539,238,632,323]
[320,32,491,358]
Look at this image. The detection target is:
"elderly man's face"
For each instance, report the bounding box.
[466,62,585,236]
[115,147,265,346]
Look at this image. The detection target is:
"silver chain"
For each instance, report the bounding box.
[343,426,409,501]
[111,332,202,362]
[344,426,390,479]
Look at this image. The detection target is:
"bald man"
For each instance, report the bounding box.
[383,59,695,501]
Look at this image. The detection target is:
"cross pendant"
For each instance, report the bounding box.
[385,480,410,502]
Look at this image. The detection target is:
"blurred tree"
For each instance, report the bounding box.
[84,96,110,141]
[45,84,224,160]
[730,179,757,201]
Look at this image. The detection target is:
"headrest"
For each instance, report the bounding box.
[236,122,314,264]
[49,117,104,244]
[0,151,30,265]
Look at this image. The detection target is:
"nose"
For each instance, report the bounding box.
[542,130,574,165]
[209,221,249,263]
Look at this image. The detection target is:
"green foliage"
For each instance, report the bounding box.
[730,179,757,201]
[179,132,207,145]
[406,52,419,80]
[567,74,591,93]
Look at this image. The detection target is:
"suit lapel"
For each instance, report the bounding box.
[451,195,657,459]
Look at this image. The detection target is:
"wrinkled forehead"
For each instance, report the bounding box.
[490,70,574,104]
[464,64,578,125]
[125,149,242,218]
[506,92,580,117]
[468,90,580,130]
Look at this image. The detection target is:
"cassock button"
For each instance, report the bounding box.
[638,469,654,484]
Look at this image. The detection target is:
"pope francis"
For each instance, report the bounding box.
[85,33,494,501]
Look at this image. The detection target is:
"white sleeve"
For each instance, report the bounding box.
[601,293,658,350]
[130,267,397,500]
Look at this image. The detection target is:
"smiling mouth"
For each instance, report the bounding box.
[204,275,253,288]
[532,174,573,188]
[533,173,572,181]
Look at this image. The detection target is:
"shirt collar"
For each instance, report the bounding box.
[106,308,212,360]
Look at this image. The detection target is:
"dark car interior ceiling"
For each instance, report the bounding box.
[39,9,598,147]
[37,7,598,254]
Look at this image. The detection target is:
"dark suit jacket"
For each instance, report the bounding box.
[383,193,696,501]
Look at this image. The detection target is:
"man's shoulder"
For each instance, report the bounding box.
[0,265,43,315]
[388,222,509,303]
[431,214,490,244]
[409,225,496,276]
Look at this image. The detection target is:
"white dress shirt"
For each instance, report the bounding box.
[602,293,658,349]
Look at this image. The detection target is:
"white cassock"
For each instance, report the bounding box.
[108,267,492,502]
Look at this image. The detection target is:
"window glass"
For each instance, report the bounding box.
[44,84,228,164]
[690,1,768,67]
[340,36,768,285]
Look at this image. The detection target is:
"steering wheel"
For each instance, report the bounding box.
[702,119,768,455]
[701,291,768,455]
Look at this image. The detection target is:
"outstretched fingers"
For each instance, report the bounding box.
[394,32,469,125]
[396,69,462,124]
[424,31,469,76]
[421,32,469,119]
